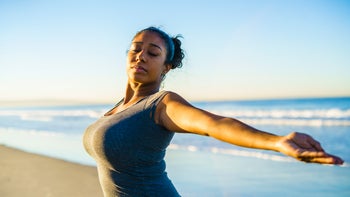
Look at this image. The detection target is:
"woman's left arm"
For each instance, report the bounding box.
[156,92,344,165]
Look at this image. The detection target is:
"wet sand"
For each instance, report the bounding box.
[0,145,103,197]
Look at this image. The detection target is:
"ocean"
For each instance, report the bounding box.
[1,97,349,196]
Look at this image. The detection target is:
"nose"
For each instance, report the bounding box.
[136,50,146,62]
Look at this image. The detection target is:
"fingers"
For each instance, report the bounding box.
[281,132,344,165]
[297,150,326,158]
[300,157,344,165]
[297,152,344,165]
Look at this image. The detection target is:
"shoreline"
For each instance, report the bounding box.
[0,145,103,197]
[1,144,349,196]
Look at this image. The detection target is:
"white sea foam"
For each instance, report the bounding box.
[1,108,349,126]
[187,145,198,152]
[1,128,292,165]
[168,144,294,163]
[240,118,350,126]
[211,108,350,119]
[1,127,347,167]
[206,108,350,126]
[210,147,294,162]
[0,100,349,166]
[0,109,105,122]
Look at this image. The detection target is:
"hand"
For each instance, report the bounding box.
[276,132,344,165]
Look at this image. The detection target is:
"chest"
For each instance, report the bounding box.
[83,108,174,167]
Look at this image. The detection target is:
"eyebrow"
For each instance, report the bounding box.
[132,42,162,51]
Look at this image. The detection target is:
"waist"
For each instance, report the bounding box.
[97,165,180,197]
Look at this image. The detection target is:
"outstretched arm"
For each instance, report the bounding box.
[156,92,343,165]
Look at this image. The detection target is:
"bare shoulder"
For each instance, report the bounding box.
[154,91,196,132]
[156,91,217,135]
[156,91,193,124]
[161,91,192,106]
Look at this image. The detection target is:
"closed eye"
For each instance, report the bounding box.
[148,52,158,57]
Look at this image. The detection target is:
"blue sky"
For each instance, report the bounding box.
[1,0,349,103]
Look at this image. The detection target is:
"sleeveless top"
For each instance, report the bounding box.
[83,91,180,197]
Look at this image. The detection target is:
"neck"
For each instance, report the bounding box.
[124,81,160,103]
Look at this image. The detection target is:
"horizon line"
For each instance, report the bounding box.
[1,95,350,107]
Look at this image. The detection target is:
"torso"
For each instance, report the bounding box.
[83,91,180,197]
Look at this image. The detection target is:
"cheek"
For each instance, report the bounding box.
[126,53,133,62]
[126,54,136,68]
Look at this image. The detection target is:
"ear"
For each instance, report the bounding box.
[163,64,172,74]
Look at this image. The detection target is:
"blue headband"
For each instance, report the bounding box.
[167,37,175,62]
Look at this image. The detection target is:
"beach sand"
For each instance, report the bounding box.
[0,145,103,197]
[1,144,348,197]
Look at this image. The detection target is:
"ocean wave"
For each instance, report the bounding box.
[168,144,295,163]
[1,127,348,167]
[0,109,105,122]
[168,144,350,166]
[240,118,350,126]
[206,108,350,126]
[0,127,65,137]
[0,127,292,164]
[1,107,349,126]
[211,108,350,119]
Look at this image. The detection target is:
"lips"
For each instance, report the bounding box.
[133,65,147,73]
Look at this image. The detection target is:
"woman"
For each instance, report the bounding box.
[83,26,343,197]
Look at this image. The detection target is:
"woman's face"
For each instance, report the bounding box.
[126,31,170,85]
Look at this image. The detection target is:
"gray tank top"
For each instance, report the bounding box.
[83,91,180,197]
